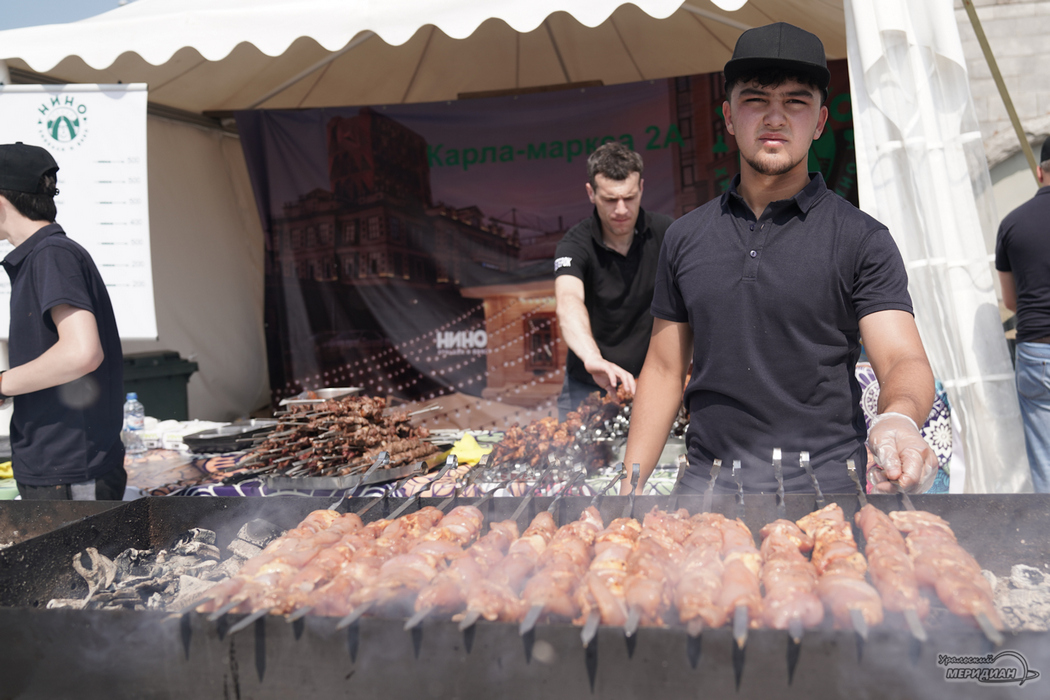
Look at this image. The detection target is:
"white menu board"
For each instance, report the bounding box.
[0,83,156,339]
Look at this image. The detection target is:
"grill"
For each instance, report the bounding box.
[1,493,1048,699]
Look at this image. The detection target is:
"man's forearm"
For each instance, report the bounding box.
[2,306,104,396]
[876,355,934,428]
[556,296,603,364]
[623,362,687,492]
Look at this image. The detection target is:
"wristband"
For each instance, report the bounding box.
[870,411,920,433]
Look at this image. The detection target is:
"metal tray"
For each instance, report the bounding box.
[182,419,279,454]
[278,387,362,406]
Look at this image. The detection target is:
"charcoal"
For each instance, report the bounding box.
[226,538,265,560]
[113,548,158,579]
[234,519,283,549]
[170,541,221,559]
[1010,564,1046,590]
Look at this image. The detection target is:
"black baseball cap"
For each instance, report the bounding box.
[0,142,59,194]
[724,22,830,95]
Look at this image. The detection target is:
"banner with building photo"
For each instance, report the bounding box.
[0,83,156,339]
[236,61,857,426]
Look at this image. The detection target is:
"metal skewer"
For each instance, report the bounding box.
[850,460,929,643]
[517,467,590,637]
[336,601,373,630]
[581,609,601,647]
[733,603,749,649]
[206,599,241,623]
[686,618,704,638]
[773,448,785,520]
[227,606,271,635]
[457,609,482,632]
[701,459,722,514]
[798,450,824,508]
[510,456,557,522]
[589,462,626,508]
[355,466,422,517]
[387,455,459,520]
[404,606,432,631]
[622,464,641,518]
[976,612,1005,646]
[624,606,642,638]
[730,460,749,648]
[849,608,869,641]
[788,617,804,645]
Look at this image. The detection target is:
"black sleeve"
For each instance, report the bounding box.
[853,228,913,319]
[554,231,590,282]
[650,229,689,323]
[995,220,1012,272]
[30,244,96,319]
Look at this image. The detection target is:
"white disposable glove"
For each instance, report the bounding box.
[866,412,938,494]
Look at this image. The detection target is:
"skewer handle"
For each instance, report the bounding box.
[589,462,625,507]
[801,451,825,508]
[624,605,642,638]
[846,459,867,508]
[904,608,927,642]
[702,459,722,514]
[773,448,785,520]
[732,460,744,518]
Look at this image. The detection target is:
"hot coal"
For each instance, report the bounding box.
[46,521,284,612]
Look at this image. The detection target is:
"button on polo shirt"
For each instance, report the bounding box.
[651,173,912,494]
[2,223,125,486]
[555,208,673,386]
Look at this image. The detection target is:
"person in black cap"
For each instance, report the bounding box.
[622,23,938,495]
[996,137,1050,493]
[0,142,126,500]
[554,142,673,418]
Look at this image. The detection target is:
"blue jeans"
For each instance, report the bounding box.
[1016,342,1050,492]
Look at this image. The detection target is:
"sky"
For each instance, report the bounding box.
[0,0,120,31]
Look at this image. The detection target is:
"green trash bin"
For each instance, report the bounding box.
[122,351,199,421]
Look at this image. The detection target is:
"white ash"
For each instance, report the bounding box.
[991,565,1050,632]
[47,521,283,612]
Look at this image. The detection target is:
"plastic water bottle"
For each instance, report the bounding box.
[122,392,147,455]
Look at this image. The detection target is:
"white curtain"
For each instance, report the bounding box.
[845,0,1031,493]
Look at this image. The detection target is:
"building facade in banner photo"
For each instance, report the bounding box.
[237,61,857,421]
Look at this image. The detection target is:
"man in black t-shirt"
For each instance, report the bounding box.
[0,143,126,500]
[995,137,1050,493]
[554,143,673,419]
[623,23,937,495]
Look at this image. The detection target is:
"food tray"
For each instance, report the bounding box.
[278,387,362,406]
[260,450,447,491]
[182,419,279,454]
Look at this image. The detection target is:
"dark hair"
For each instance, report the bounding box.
[0,171,58,222]
[725,67,828,105]
[587,142,643,188]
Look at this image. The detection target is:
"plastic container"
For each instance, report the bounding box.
[122,393,147,455]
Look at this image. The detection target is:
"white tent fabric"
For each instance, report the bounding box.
[845,0,1030,493]
[0,0,847,112]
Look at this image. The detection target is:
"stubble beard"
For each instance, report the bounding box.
[743,149,807,177]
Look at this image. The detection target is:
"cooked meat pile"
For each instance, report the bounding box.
[235,395,439,480]
[486,387,632,472]
[186,501,1013,636]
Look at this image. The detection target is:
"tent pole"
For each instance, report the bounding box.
[962,0,1039,182]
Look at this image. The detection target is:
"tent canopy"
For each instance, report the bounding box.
[0,0,846,112]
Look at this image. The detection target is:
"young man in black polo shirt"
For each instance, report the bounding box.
[623,23,937,495]
[0,142,126,500]
[996,137,1050,493]
[554,143,673,419]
